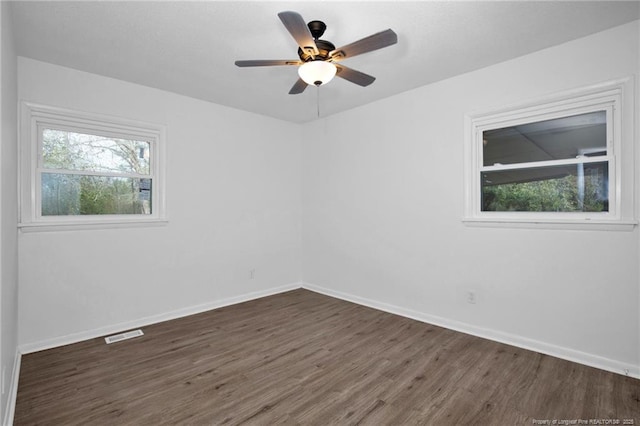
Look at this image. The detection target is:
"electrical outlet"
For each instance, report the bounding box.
[249,269,256,279]
[467,291,477,304]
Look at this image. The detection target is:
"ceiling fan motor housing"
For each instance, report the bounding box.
[297,20,335,62]
[298,39,335,62]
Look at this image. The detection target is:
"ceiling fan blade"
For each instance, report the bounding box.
[330,29,397,61]
[278,11,319,58]
[235,60,301,67]
[289,78,308,95]
[335,65,376,87]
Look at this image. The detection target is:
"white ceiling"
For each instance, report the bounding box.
[10,1,640,123]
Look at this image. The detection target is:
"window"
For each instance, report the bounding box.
[481,111,610,213]
[20,103,166,230]
[464,79,635,230]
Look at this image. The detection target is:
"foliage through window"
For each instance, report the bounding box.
[41,129,152,216]
[464,80,634,228]
[20,103,165,229]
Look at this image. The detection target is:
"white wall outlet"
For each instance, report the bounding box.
[467,291,477,304]
[249,268,256,279]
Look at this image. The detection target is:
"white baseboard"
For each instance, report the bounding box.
[301,282,640,379]
[19,282,302,355]
[2,348,21,426]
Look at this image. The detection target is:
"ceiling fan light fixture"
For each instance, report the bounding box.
[235,12,398,95]
[298,60,337,86]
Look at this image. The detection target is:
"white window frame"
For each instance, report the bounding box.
[19,102,167,231]
[463,78,636,231]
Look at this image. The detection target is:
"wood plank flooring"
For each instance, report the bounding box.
[14,289,640,425]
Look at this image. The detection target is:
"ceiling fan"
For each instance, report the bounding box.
[235,11,398,94]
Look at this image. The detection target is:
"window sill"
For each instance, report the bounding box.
[18,218,169,233]
[462,217,637,231]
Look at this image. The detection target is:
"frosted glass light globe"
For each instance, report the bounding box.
[298,61,337,86]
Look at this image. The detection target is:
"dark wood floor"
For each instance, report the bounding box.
[14,289,640,425]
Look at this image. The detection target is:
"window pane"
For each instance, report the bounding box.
[42,129,150,174]
[481,162,608,212]
[483,111,606,166]
[41,173,152,216]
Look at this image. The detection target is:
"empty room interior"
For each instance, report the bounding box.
[1,1,640,424]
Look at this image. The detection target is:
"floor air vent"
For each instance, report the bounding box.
[105,329,144,344]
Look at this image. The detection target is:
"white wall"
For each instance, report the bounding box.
[17,58,302,348]
[302,21,640,375]
[0,1,19,422]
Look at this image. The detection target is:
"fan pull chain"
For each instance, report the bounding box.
[316,85,320,118]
